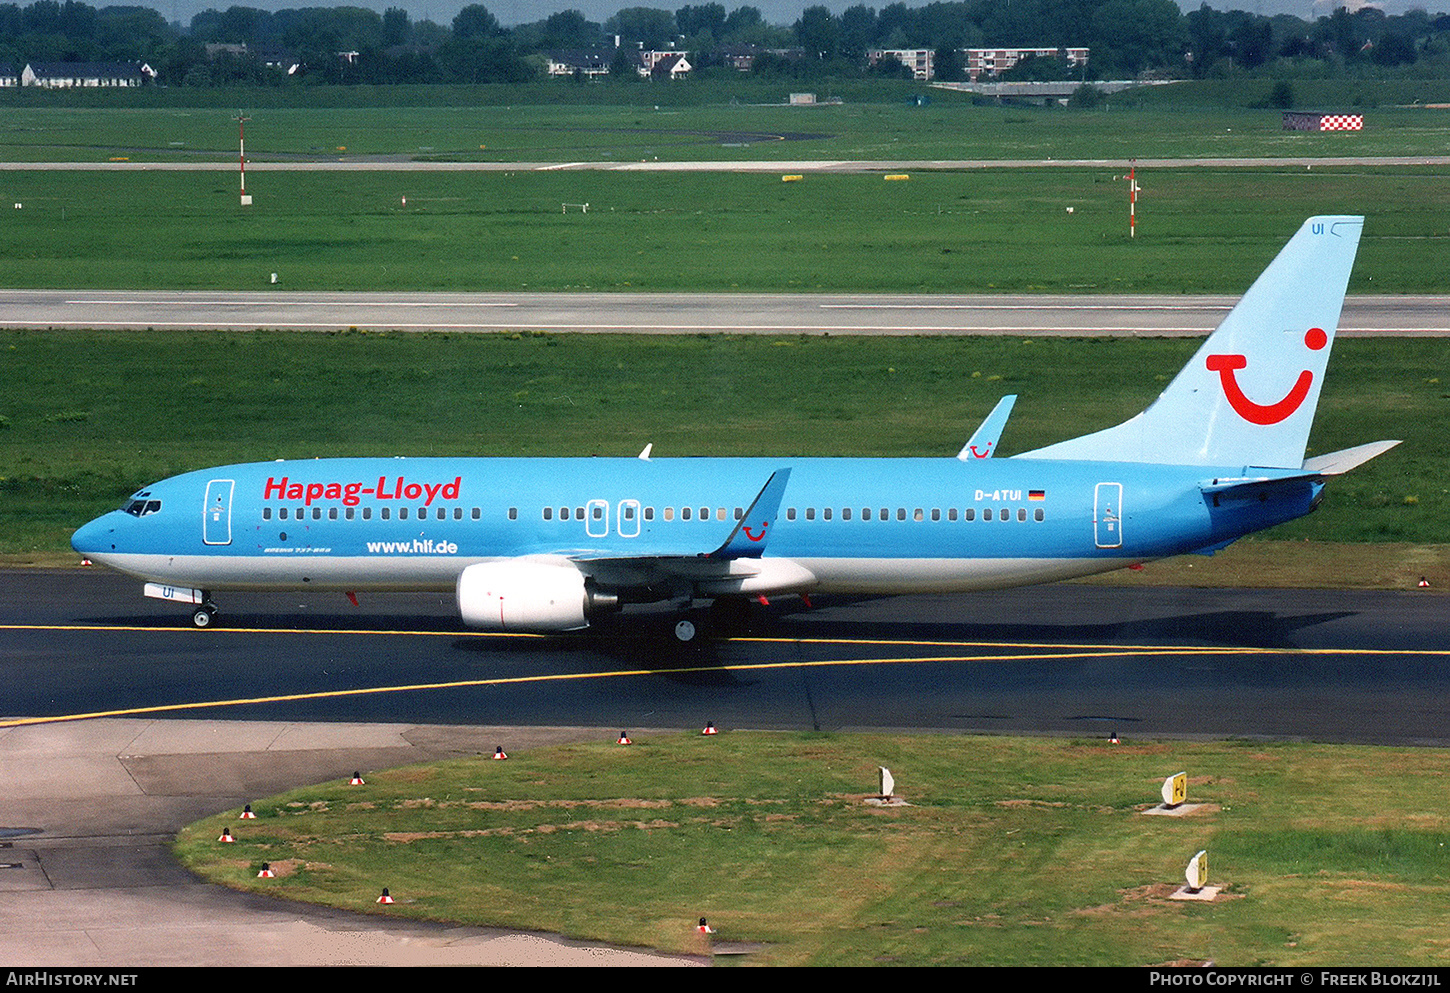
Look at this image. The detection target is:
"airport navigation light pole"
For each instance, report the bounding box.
[235,111,252,206]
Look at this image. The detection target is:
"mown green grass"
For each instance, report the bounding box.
[2,166,1449,291]
[2,95,1449,162]
[2,331,1444,557]
[173,730,1450,965]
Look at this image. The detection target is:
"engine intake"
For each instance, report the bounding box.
[456,560,594,632]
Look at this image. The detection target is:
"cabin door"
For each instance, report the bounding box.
[203,479,234,546]
[1093,482,1122,549]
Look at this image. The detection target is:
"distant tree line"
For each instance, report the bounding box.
[3,1,1450,87]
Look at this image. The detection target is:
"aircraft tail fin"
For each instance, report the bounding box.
[1018,216,1364,469]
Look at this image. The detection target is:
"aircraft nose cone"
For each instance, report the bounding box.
[71,515,114,557]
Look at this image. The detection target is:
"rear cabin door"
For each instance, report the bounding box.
[1093,482,1123,549]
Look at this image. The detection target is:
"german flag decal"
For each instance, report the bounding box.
[1028,490,1046,501]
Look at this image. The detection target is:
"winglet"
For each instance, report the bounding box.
[957,395,1016,461]
[638,443,653,461]
[711,469,791,559]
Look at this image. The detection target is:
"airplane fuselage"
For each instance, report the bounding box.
[73,455,1320,598]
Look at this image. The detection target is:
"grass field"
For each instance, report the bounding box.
[2,166,1449,292]
[173,730,1450,965]
[2,330,1443,559]
[2,90,1450,162]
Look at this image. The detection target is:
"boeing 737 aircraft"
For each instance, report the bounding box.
[72,216,1397,640]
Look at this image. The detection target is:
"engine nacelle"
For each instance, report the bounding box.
[456,560,591,632]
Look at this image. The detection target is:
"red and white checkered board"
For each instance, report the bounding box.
[1319,115,1363,131]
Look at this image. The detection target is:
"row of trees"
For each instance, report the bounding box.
[4,1,1450,87]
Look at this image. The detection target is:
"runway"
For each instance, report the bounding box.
[3,289,1449,336]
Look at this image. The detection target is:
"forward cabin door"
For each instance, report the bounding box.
[204,479,235,546]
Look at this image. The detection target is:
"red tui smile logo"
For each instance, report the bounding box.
[1206,328,1327,425]
[742,523,768,541]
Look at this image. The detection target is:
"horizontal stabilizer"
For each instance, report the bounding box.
[1301,440,1401,476]
[957,395,1016,461]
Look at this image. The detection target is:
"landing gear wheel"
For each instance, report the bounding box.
[191,604,217,629]
[673,619,697,643]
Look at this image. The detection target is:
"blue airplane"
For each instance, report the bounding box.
[72,216,1396,640]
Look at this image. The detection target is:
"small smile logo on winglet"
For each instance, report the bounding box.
[1206,327,1327,425]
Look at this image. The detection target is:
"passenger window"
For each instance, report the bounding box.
[328,508,338,520]
[471,508,481,519]
[543,507,553,520]
[786,508,795,521]
[509,507,518,520]
[842,508,852,520]
[948,508,957,521]
[683,507,692,521]
[1018,508,1027,522]
[263,508,272,520]
[381,508,390,520]
[983,508,993,521]
[664,507,674,521]
[363,507,371,521]
[965,508,975,521]
[805,508,815,521]
[400,508,409,520]
[1034,508,1045,522]
[913,508,923,521]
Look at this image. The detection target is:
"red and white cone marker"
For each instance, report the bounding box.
[80,558,92,567]
[1419,577,1431,588]
[377,888,393,904]
[701,723,718,736]
[1110,731,1120,745]
[617,731,632,745]
[218,828,235,843]
[350,772,365,785]
[257,863,274,878]
[240,804,256,819]
[696,918,715,934]
[493,746,508,760]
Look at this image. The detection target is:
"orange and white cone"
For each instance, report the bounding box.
[218,828,235,843]
[240,804,256,819]
[257,863,274,878]
[493,746,508,760]
[617,732,632,745]
[350,772,365,785]
[377,888,393,904]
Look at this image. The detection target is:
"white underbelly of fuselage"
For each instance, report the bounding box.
[91,551,1127,596]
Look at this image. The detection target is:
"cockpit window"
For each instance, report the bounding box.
[122,499,161,517]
